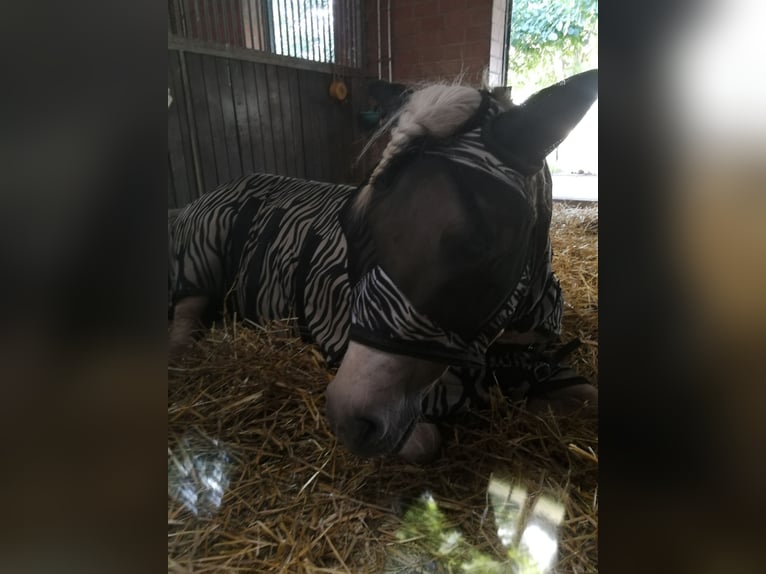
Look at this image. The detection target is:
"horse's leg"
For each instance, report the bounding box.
[491,274,598,417]
[397,422,442,465]
[395,367,474,464]
[169,295,209,361]
[421,365,491,417]
[488,339,598,416]
[398,365,489,464]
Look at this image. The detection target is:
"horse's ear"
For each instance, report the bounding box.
[484,69,598,175]
[368,79,411,116]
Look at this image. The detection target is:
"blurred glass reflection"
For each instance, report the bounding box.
[518,495,565,573]
[387,476,565,573]
[168,432,231,518]
[490,475,564,574]
[488,476,527,548]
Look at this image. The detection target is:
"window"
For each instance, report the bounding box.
[168,0,362,67]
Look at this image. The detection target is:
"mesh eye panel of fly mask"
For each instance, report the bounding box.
[339,91,556,368]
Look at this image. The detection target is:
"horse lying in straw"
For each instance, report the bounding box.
[168,70,599,463]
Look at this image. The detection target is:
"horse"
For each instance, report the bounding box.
[168,69,599,463]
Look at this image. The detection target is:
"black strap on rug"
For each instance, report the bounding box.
[293,228,321,342]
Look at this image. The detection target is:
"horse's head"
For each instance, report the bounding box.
[327,70,598,458]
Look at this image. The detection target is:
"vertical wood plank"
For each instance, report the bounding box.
[287,67,306,178]
[348,74,368,182]
[319,74,334,182]
[276,66,294,174]
[243,62,268,173]
[265,64,288,174]
[217,57,243,179]
[167,50,195,208]
[276,66,298,176]
[252,62,277,174]
[230,59,255,175]
[336,80,354,183]
[184,53,218,193]
[356,76,369,142]
[168,153,177,209]
[305,71,331,182]
[325,79,347,183]
[297,70,319,180]
[202,54,231,184]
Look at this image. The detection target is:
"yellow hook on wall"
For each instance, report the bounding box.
[329,79,348,101]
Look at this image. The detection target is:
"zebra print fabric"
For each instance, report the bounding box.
[349,264,535,367]
[170,172,355,362]
[424,97,544,210]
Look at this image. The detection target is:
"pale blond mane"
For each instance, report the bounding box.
[352,81,486,216]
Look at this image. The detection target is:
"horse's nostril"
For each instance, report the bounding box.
[341,416,382,454]
[350,417,378,441]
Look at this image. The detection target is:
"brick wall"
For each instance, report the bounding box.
[365,0,501,86]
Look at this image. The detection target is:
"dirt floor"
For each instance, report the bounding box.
[168,201,598,573]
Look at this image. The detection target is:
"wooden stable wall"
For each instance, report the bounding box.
[168,47,370,210]
[168,0,512,210]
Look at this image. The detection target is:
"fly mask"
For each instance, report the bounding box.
[341,70,599,368]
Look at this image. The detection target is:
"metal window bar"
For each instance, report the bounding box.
[307,0,316,61]
[321,0,329,62]
[286,0,295,57]
[278,0,285,54]
[271,0,279,53]
[168,0,360,67]
[310,0,319,61]
[285,0,292,56]
[279,0,288,56]
[288,0,298,58]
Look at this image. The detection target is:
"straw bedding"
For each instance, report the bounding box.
[168,201,598,573]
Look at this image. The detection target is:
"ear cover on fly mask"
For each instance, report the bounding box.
[483,69,599,176]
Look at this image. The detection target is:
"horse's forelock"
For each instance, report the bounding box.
[352,83,485,218]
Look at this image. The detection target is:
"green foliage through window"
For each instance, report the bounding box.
[508,0,598,97]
